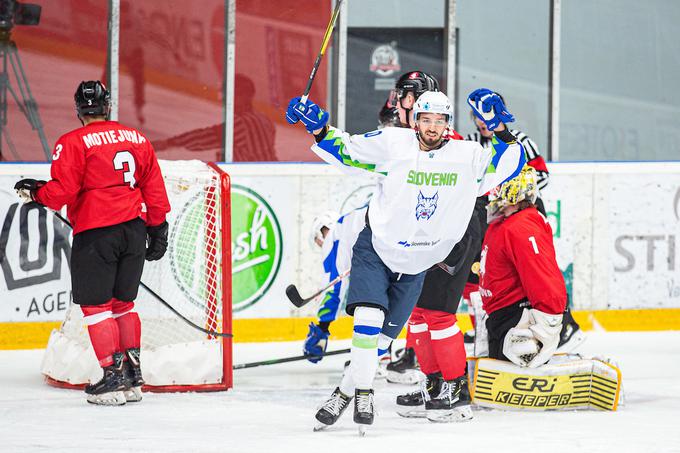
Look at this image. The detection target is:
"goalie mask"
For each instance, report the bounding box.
[310,210,339,247]
[74,80,111,119]
[486,166,538,222]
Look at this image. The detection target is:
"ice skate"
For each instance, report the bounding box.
[314,387,352,431]
[386,347,421,384]
[85,352,126,406]
[123,348,144,403]
[396,372,442,418]
[557,313,586,353]
[425,376,473,423]
[353,388,374,432]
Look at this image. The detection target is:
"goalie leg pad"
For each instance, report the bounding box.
[471,356,622,411]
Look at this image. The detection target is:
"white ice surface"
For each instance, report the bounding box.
[1,332,680,453]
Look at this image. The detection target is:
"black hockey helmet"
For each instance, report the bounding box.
[74,80,111,118]
[395,71,439,101]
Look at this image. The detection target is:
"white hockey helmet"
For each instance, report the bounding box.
[310,210,339,247]
[412,91,454,129]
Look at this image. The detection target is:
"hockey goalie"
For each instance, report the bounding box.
[471,166,622,411]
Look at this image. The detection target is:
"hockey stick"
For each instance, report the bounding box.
[300,0,343,104]
[51,210,233,338]
[233,348,350,370]
[285,268,350,308]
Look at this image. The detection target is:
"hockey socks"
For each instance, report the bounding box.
[409,307,466,380]
[81,301,120,367]
[347,306,384,390]
[112,299,141,351]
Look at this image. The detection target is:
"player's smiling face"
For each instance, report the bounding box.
[417,112,448,149]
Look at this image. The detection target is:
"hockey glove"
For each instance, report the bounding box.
[145,221,169,261]
[285,97,329,133]
[467,88,515,131]
[14,179,46,204]
[303,322,329,363]
[526,308,563,368]
[502,308,540,367]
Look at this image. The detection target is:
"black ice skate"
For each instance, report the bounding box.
[463,330,475,344]
[123,348,144,403]
[85,352,126,406]
[354,388,374,435]
[314,387,352,431]
[396,372,442,418]
[425,376,473,423]
[386,347,420,384]
[557,309,586,353]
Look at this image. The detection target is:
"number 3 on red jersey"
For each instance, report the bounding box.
[113,150,136,188]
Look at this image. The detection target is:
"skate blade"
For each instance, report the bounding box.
[426,405,473,423]
[124,387,143,403]
[313,423,330,432]
[386,369,423,385]
[86,391,126,406]
[358,425,367,437]
[397,409,427,418]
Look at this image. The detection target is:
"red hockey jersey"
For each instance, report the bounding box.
[479,207,566,315]
[35,121,170,235]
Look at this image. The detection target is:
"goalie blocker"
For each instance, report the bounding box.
[467,355,623,411]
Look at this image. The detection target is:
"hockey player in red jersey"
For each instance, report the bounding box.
[478,166,566,367]
[14,81,171,405]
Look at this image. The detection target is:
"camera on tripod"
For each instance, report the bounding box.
[0,0,41,32]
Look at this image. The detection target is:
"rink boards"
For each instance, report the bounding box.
[1,161,680,348]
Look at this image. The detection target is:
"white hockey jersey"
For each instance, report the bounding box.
[312,126,525,274]
[317,206,367,322]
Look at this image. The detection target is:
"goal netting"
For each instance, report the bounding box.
[41,160,232,392]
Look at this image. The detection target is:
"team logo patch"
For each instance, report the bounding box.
[415,191,438,220]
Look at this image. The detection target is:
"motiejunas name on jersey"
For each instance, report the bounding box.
[82,129,147,149]
[406,170,458,186]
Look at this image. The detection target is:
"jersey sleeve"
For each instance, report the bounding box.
[503,216,566,314]
[476,134,526,196]
[311,126,390,176]
[317,229,343,323]
[137,142,171,226]
[34,136,85,211]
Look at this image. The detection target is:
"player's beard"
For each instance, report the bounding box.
[418,130,444,149]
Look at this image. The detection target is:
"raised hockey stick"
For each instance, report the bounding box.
[51,210,233,338]
[300,0,343,104]
[285,268,350,308]
[233,348,350,370]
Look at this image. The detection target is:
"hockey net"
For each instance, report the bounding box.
[41,160,233,392]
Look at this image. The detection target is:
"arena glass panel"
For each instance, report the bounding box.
[560,0,680,161]
[118,0,226,162]
[456,0,549,154]
[233,0,331,162]
[1,0,107,162]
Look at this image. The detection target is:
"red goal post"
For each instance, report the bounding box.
[41,160,233,392]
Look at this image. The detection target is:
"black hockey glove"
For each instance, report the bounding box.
[14,179,46,204]
[146,221,169,261]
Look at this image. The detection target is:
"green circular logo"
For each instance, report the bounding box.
[168,184,282,313]
[230,185,283,312]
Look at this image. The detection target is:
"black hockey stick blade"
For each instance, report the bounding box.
[285,284,306,307]
[233,348,350,370]
[51,210,233,338]
[285,269,350,309]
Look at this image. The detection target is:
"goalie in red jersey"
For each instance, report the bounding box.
[478,166,567,368]
[14,81,170,406]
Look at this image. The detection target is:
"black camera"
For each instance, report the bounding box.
[0,0,41,31]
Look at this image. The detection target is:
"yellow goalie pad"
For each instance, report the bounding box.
[469,355,622,411]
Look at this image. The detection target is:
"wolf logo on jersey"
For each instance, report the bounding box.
[415,191,438,220]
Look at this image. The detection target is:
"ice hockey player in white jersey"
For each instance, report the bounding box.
[303,207,368,362]
[285,88,526,433]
